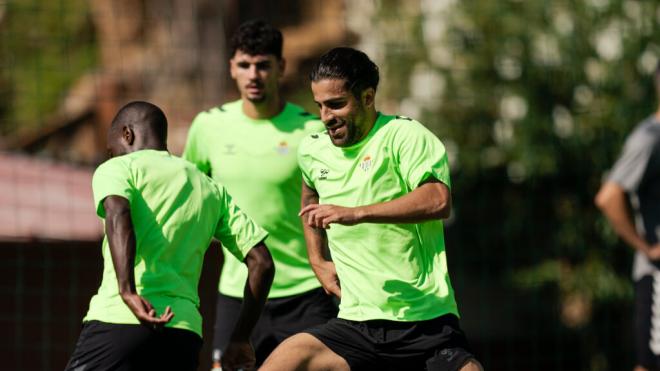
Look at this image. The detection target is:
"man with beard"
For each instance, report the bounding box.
[261,47,482,371]
[183,20,335,368]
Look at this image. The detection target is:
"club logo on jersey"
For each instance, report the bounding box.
[223,144,236,155]
[359,155,373,172]
[276,141,289,155]
[319,168,329,180]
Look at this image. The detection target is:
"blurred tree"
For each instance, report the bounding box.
[0,0,228,161]
[0,0,96,136]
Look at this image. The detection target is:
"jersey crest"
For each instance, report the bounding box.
[276,141,289,155]
[359,155,373,172]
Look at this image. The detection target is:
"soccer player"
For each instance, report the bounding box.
[65,101,274,371]
[261,47,482,371]
[183,20,336,366]
[595,63,660,371]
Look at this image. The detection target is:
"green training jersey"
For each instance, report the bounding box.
[298,113,459,322]
[184,100,324,298]
[84,149,267,336]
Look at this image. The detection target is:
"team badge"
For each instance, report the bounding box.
[276,141,289,155]
[359,155,373,172]
[319,168,329,180]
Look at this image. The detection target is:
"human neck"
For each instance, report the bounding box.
[136,140,167,152]
[355,109,379,143]
[242,96,285,119]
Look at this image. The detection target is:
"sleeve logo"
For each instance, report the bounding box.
[319,168,329,180]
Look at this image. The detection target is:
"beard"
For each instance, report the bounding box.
[328,118,367,147]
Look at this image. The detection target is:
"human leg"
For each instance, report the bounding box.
[211,293,244,366]
[240,288,337,365]
[634,275,660,370]
[459,359,484,371]
[213,292,295,367]
[260,333,349,371]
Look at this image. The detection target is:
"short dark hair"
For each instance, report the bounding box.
[310,47,379,97]
[230,19,283,59]
[112,101,167,143]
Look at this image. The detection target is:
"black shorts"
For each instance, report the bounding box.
[213,287,338,365]
[65,320,202,371]
[305,314,475,371]
[635,275,660,369]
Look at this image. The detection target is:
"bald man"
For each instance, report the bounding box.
[65,101,274,371]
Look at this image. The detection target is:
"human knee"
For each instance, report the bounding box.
[460,358,484,371]
[279,333,322,350]
[261,333,350,371]
[260,333,318,370]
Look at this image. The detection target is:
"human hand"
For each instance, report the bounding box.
[313,260,341,298]
[646,244,660,261]
[221,340,255,371]
[299,203,361,229]
[120,293,174,328]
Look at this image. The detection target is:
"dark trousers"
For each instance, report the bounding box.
[65,320,202,371]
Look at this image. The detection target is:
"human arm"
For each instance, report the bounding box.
[211,183,273,370]
[103,195,173,326]
[595,181,660,259]
[299,177,451,229]
[221,242,274,371]
[299,181,341,297]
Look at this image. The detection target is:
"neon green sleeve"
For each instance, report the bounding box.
[297,136,316,189]
[394,120,451,190]
[91,157,134,218]
[213,184,269,262]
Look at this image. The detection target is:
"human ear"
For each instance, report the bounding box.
[122,126,135,146]
[278,58,286,77]
[229,58,237,79]
[362,87,375,108]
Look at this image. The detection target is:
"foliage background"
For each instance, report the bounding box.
[0,0,96,136]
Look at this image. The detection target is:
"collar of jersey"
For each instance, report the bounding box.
[115,149,170,159]
[339,112,384,152]
[236,100,291,124]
